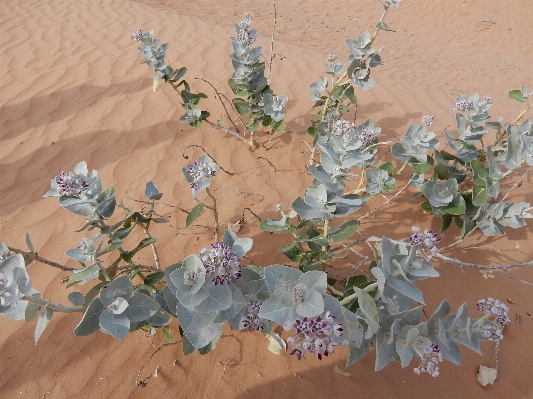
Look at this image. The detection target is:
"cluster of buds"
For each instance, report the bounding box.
[421,115,435,127]
[283,311,343,360]
[242,300,266,331]
[55,172,90,197]
[242,13,253,24]
[358,126,376,146]
[327,54,337,63]
[453,100,473,112]
[477,297,511,333]
[413,344,443,377]
[483,96,492,102]
[131,29,145,42]
[237,29,255,47]
[186,160,217,190]
[333,119,355,136]
[200,243,241,285]
[409,226,440,257]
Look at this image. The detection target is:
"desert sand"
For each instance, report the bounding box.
[1,0,532,398]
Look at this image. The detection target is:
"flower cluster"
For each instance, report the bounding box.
[483,96,492,102]
[327,54,337,62]
[199,243,241,285]
[55,172,90,197]
[413,344,443,377]
[242,300,266,331]
[409,226,440,256]
[334,119,355,136]
[421,115,435,127]
[477,297,511,330]
[131,30,145,42]
[481,324,504,341]
[237,29,255,47]
[358,126,376,146]
[453,100,473,112]
[242,13,252,24]
[186,160,217,190]
[283,311,343,360]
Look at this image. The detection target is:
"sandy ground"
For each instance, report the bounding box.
[1,0,532,398]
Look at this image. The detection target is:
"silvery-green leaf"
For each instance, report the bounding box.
[231,238,253,259]
[175,287,209,309]
[35,307,54,344]
[68,292,85,306]
[66,266,99,288]
[58,196,96,216]
[124,292,160,322]
[99,310,130,340]
[185,322,224,349]
[222,229,238,246]
[309,76,328,92]
[145,308,172,327]
[347,338,371,367]
[145,181,162,200]
[264,265,302,293]
[74,298,104,336]
[295,289,324,318]
[175,302,217,333]
[427,300,450,334]
[194,284,232,313]
[370,268,385,298]
[396,326,418,367]
[258,296,297,325]
[65,248,92,262]
[354,287,379,334]
[387,278,424,304]
[182,333,196,356]
[99,275,133,307]
[162,286,178,316]
[25,294,41,322]
[375,318,400,371]
[213,283,246,322]
[298,270,327,295]
[0,300,28,320]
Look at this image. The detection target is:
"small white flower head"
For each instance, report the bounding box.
[413,344,443,377]
[421,116,435,127]
[327,54,337,63]
[242,300,267,331]
[334,119,355,136]
[131,30,144,42]
[200,243,241,285]
[453,100,473,112]
[237,29,256,47]
[483,96,492,102]
[286,311,343,360]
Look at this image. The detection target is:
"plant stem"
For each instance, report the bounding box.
[327,283,343,296]
[22,294,86,313]
[205,187,219,241]
[339,282,378,305]
[321,219,329,271]
[143,226,160,269]
[6,246,76,272]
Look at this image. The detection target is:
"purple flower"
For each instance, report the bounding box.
[358,126,376,146]
[199,243,241,285]
[413,344,442,377]
[55,172,89,197]
[237,29,255,47]
[242,300,267,331]
[453,100,473,112]
[131,30,144,42]
[186,160,217,190]
[421,116,435,127]
[285,311,343,360]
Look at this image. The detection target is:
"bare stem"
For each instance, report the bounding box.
[7,246,76,272]
[22,294,86,313]
[267,0,277,83]
[205,187,219,241]
[143,227,160,269]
